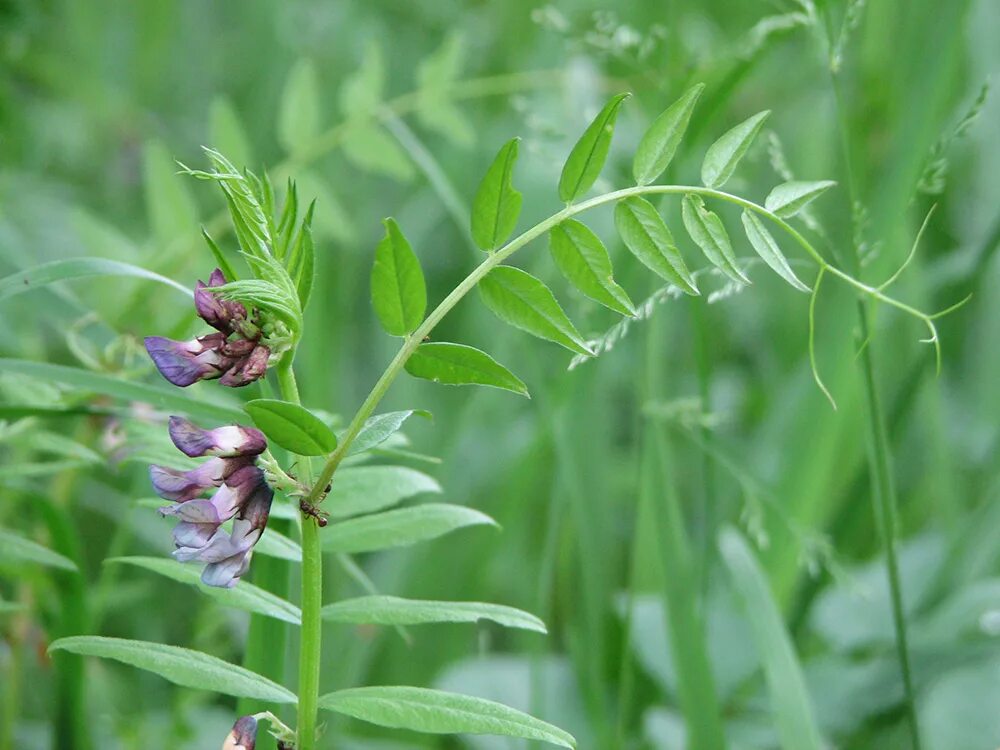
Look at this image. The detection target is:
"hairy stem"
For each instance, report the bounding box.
[303,184,938,505]
[276,360,322,750]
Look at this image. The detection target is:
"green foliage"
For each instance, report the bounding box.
[0,258,191,301]
[0,528,77,571]
[479,266,593,355]
[245,399,338,456]
[550,219,636,316]
[764,180,837,218]
[48,637,297,703]
[370,218,427,337]
[107,557,301,624]
[325,465,441,518]
[558,93,630,203]
[681,193,750,284]
[719,528,824,750]
[317,686,576,747]
[404,342,529,396]
[321,504,498,554]
[741,210,810,291]
[614,197,699,294]
[633,83,705,186]
[321,595,547,632]
[278,59,321,154]
[471,138,523,251]
[701,110,770,188]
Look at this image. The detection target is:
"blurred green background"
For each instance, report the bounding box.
[1,0,999,748]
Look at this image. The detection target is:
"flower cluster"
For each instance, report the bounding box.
[151,417,273,588]
[145,269,270,388]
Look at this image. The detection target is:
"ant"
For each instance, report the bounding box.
[300,498,330,527]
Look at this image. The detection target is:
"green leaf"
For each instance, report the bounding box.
[471,138,523,251]
[614,197,698,295]
[278,59,321,154]
[322,503,497,554]
[700,110,770,188]
[371,218,427,337]
[201,229,241,283]
[107,557,301,625]
[318,686,575,748]
[740,211,810,292]
[405,342,528,397]
[633,83,705,186]
[244,399,338,456]
[0,258,192,302]
[342,126,415,182]
[322,595,546,633]
[327,466,441,519]
[289,200,316,310]
[764,180,837,218]
[349,410,430,455]
[209,96,253,169]
[415,33,475,147]
[0,528,77,571]
[558,93,631,203]
[719,528,823,750]
[681,194,749,284]
[550,219,636,316]
[478,266,592,356]
[0,359,244,423]
[49,636,296,704]
[254,528,302,562]
[143,139,199,247]
[339,41,384,116]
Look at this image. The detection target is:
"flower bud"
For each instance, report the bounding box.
[195,268,247,332]
[222,715,257,750]
[168,417,266,458]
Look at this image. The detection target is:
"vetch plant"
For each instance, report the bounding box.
[46,84,964,749]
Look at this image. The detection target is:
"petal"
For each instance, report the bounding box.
[160,498,227,524]
[168,416,215,457]
[144,337,219,387]
[172,521,219,549]
[200,551,250,588]
[149,458,227,501]
[207,425,267,457]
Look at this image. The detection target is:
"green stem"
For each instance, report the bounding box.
[302,184,938,506]
[275,359,323,750]
[856,305,922,747]
[296,515,323,750]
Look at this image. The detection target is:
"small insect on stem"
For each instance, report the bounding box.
[300,498,330,527]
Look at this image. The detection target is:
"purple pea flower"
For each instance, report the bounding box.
[144,268,271,388]
[222,715,258,750]
[152,416,273,588]
[168,416,266,458]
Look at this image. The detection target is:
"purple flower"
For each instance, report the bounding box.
[172,476,273,588]
[168,416,266,458]
[219,344,271,387]
[144,268,270,388]
[222,715,258,750]
[195,268,247,332]
[143,334,229,387]
[152,417,273,588]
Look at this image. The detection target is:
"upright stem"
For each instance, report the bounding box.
[826,63,924,746]
[856,307,922,747]
[296,516,323,750]
[276,360,322,750]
